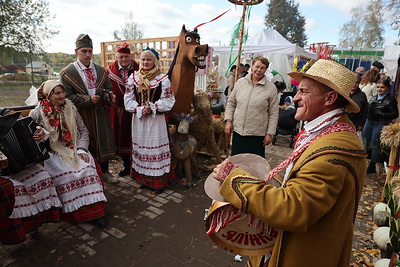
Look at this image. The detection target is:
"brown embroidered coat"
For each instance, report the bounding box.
[220,116,367,266]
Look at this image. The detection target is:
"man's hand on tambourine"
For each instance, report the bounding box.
[212,159,238,182]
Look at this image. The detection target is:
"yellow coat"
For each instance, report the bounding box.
[220,117,367,267]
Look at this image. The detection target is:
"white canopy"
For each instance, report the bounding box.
[382,45,400,81]
[213,29,316,58]
[212,29,317,88]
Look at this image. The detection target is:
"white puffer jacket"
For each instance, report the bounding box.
[224,73,279,136]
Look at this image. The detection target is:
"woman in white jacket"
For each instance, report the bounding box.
[224,56,279,158]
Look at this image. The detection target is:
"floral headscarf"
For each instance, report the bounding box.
[38,80,78,166]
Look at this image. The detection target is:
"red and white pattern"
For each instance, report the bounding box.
[163,86,174,99]
[84,68,96,89]
[131,115,172,176]
[6,164,61,219]
[121,68,128,84]
[265,112,355,182]
[124,73,175,177]
[43,152,107,213]
[221,161,237,180]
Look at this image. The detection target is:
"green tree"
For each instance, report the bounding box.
[339,0,384,48]
[265,0,307,47]
[113,12,144,40]
[0,0,58,53]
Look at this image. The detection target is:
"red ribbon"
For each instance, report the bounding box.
[193,9,230,30]
[388,165,400,169]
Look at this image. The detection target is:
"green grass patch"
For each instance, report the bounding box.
[0,83,41,108]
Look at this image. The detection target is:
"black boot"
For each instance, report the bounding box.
[367,161,376,174]
[93,216,108,228]
[118,157,131,177]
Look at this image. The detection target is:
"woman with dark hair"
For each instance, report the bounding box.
[363,78,399,173]
[124,48,175,194]
[224,56,279,157]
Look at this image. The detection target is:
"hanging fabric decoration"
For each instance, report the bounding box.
[225,5,253,77]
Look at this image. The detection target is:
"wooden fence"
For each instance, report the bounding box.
[100,36,178,73]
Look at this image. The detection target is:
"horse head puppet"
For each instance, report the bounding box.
[168,25,209,117]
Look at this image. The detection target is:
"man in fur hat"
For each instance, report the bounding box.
[106,42,139,177]
[213,59,367,266]
[60,34,119,185]
[371,60,384,82]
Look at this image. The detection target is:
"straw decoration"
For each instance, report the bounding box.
[380,123,400,148]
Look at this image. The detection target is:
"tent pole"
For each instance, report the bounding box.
[235,2,247,82]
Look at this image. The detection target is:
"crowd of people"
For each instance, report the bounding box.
[1,34,177,239]
[212,59,398,266]
[0,33,398,266]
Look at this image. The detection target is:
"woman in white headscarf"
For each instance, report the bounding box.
[29,80,108,228]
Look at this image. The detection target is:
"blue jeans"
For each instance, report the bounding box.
[362,119,387,163]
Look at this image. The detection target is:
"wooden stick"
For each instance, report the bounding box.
[386,145,399,185]
[234,2,247,82]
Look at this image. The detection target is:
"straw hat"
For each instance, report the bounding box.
[288,59,359,113]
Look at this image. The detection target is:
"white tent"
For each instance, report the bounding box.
[382,45,400,81]
[212,29,317,89]
[382,45,400,123]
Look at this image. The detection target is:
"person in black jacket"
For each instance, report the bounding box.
[347,75,368,132]
[363,78,399,173]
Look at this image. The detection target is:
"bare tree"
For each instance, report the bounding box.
[113,12,144,41]
[384,0,400,17]
[339,0,384,48]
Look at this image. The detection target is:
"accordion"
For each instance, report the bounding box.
[0,115,49,174]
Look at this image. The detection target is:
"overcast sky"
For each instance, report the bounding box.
[45,0,399,54]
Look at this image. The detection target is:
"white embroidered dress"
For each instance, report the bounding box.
[7,164,62,219]
[29,104,107,213]
[124,72,175,177]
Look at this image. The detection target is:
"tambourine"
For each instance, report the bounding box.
[205,201,278,256]
[204,153,280,256]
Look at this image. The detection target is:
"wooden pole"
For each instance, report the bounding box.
[382,146,398,200]
[234,2,247,82]
[386,146,399,184]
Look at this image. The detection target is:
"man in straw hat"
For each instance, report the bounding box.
[213,59,367,266]
[60,34,119,184]
[106,42,139,177]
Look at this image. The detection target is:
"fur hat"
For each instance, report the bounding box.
[288,59,360,113]
[75,34,93,49]
[372,61,384,70]
[116,42,131,54]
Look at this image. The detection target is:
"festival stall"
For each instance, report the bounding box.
[212,29,317,88]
